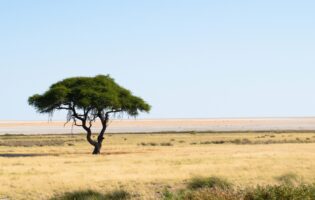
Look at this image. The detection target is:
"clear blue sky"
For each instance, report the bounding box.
[0,1,315,120]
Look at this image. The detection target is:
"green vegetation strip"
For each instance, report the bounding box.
[51,189,130,200]
[49,176,315,200]
[164,176,315,200]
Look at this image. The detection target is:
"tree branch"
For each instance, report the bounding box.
[73,118,83,127]
[71,105,84,121]
[106,109,123,115]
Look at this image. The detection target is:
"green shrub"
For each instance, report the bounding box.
[183,188,240,200]
[243,184,315,200]
[163,189,177,200]
[231,138,252,144]
[139,142,172,146]
[164,176,315,200]
[212,140,225,144]
[199,141,225,145]
[275,173,299,185]
[231,139,242,144]
[200,141,213,145]
[164,184,315,200]
[160,142,173,146]
[138,142,158,146]
[104,190,130,200]
[188,177,232,190]
[139,142,146,146]
[147,142,157,146]
[163,188,239,200]
[51,189,130,200]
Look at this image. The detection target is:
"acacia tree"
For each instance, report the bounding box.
[28,75,151,154]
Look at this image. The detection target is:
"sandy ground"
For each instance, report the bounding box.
[1,132,315,199]
[1,118,315,135]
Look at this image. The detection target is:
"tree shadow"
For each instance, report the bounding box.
[0,153,59,157]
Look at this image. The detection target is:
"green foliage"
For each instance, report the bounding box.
[28,75,151,116]
[243,184,315,200]
[138,142,173,146]
[51,189,130,200]
[103,190,130,200]
[184,188,240,200]
[275,173,300,185]
[163,189,178,200]
[164,184,315,200]
[163,188,239,200]
[232,138,252,144]
[160,142,173,146]
[49,181,315,200]
[163,176,315,200]
[188,176,232,190]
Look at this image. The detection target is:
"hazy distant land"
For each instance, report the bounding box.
[1,117,315,135]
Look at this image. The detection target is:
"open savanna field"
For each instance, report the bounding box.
[1,132,315,199]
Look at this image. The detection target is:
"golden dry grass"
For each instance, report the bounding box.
[1,132,315,199]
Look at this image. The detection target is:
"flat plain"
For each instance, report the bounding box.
[1,132,315,199]
[2,118,315,134]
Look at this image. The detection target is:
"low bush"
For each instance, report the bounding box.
[138,142,158,146]
[103,190,130,200]
[160,142,173,146]
[275,173,299,185]
[138,142,173,146]
[163,188,239,200]
[197,138,315,146]
[163,177,315,200]
[231,138,252,144]
[188,176,232,190]
[51,189,130,200]
[243,184,315,200]
[200,141,214,145]
[184,188,240,200]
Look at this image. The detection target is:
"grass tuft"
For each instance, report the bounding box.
[275,172,300,185]
[163,176,315,200]
[51,189,130,200]
[188,176,232,190]
[243,184,315,200]
[160,142,173,146]
[138,142,173,146]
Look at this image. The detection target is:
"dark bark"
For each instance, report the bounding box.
[91,113,108,155]
[92,130,106,155]
[92,143,101,154]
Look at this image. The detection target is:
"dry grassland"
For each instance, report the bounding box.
[1,132,315,199]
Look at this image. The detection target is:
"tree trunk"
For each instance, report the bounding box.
[82,124,102,155]
[92,143,102,154]
[91,116,108,155]
[92,133,105,155]
[83,113,108,155]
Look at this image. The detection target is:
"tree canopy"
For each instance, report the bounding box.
[28,75,150,116]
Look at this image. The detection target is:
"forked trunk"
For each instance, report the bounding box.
[91,118,107,155]
[84,114,108,155]
[92,134,105,154]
